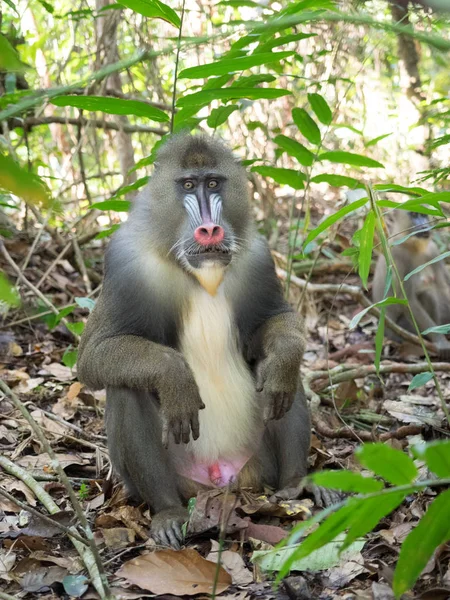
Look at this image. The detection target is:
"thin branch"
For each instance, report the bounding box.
[9,115,167,136]
[170,0,186,133]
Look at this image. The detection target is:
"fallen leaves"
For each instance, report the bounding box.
[117,549,232,595]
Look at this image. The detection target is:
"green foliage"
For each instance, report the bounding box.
[52,96,169,122]
[0,34,28,72]
[292,107,321,145]
[176,88,291,108]
[178,52,294,79]
[0,154,51,208]
[62,346,78,369]
[274,134,314,167]
[0,272,20,306]
[90,200,131,212]
[117,0,180,27]
[251,166,306,189]
[319,151,384,168]
[269,441,450,597]
[307,92,332,125]
[408,372,434,391]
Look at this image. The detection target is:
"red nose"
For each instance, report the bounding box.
[194,223,225,246]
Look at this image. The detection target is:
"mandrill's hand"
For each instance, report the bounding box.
[256,352,300,423]
[158,349,205,447]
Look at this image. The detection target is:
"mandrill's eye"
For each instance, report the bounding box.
[183,180,194,190]
[208,179,218,189]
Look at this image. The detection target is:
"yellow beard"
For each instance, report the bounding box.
[192,263,225,296]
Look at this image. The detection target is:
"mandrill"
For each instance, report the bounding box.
[77,133,331,548]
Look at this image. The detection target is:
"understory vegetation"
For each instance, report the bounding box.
[1,0,450,598]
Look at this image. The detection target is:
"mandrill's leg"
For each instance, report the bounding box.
[106,388,188,548]
[262,383,340,507]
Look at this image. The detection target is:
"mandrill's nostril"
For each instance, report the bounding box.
[194,223,225,246]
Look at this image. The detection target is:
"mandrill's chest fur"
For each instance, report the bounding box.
[178,276,259,466]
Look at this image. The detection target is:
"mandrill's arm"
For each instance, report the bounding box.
[249,311,305,423]
[77,294,204,446]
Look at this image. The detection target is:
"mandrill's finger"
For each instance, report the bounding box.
[181,419,191,444]
[191,413,200,440]
[255,362,266,392]
[172,420,182,445]
[263,400,274,424]
[161,417,170,448]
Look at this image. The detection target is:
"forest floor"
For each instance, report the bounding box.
[1,230,450,600]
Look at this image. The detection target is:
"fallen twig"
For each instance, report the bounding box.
[312,417,424,442]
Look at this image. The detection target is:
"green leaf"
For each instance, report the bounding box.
[366,133,392,147]
[231,74,276,88]
[349,297,407,330]
[45,305,76,330]
[75,297,96,312]
[308,92,332,125]
[358,211,375,289]
[117,0,180,26]
[95,224,121,239]
[422,324,450,335]
[311,174,360,188]
[373,183,428,196]
[417,441,450,478]
[278,492,406,577]
[207,105,239,128]
[310,470,384,493]
[378,199,443,218]
[65,322,85,336]
[179,52,293,79]
[38,0,55,13]
[2,0,19,15]
[257,32,316,52]
[304,197,368,247]
[292,107,321,144]
[417,191,450,205]
[90,200,131,212]
[176,88,291,107]
[0,154,51,207]
[408,372,433,392]
[62,347,78,369]
[320,151,384,169]
[111,176,149,199]
[0,272,20,306]
[251,166,305,189]
[356,443,418,485]
[274,134,314,167]
[405,250,450,281]
[393,489,450,597]
[51,96,169,122]
[0,34,28,72]
[253,532,365,573]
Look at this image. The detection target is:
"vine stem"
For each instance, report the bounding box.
[170,0,186,134]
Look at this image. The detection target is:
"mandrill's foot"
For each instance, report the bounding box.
[269,479,343,508]
[150,506,189,549]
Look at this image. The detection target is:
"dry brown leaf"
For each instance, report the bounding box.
[30,409,69,436]
[42,363,75,381]
[15,377,44,394]
[102,527,135,549]
[117,549,232,595]
[20,565,67,592]
[245,523,287,545]
[67,381,82,401]
[207,540,253,586]
[0,549,16,581]
[17,452,87,471]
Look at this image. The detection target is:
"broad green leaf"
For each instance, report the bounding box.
[45,305,76,330]
[217,0,260,6]
[0,272,20,306]
[38,0,54,13]
[176,88,291,107]
[274,134,314,167]
[253,533,365,573]
[257,32,316,52]
[90,200,131,212]
[374,183,428,196]
[378,199,443,218]
[405,251,450,281]
[310,470,384,493]
[422,324,450,335]
[320,151,384,169]
[251,166,305,189]
[408,372,433,391]
[52,96,169,122]
[277,492,406,576]
[311,174,360,188]
[292,107,321,144]
[304,197,368,247]
[375,306,385,373]
[0,154,51,208]
[356,443,418,485]
[393,489,450,597]
[418,191,450,204]
[95,224,121,240]
[118,0,180,26]
[62,347,78,368]
[416,440,450,478]
[308,92,332,125]
[207,105,239,128]
[65,322,85,336]
[349,297,407,330]
[2,0,19,15]
[111,176,149,199]
[178,52,293,79]
[231,74,276,88]
[75,297,96,312]
[0,34,28,72]
[358,211,375,289]
[366,133,392,147]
